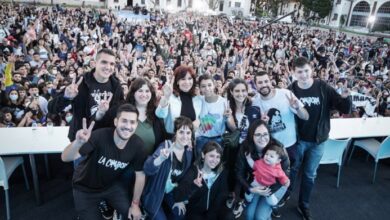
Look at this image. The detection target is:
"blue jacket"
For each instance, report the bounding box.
[142,142,193,219]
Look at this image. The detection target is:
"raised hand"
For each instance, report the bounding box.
[193,168,203,187]
[162,75,174,99]
[7,54,16,63]
[261,110,270,123]
[64,76,83,100]
[159,140,172,161]
[286,92,300,110]
[75,118,95,145]
[97,92,113,114]
[223,100,232,119]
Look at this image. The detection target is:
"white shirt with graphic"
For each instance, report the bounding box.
[196,96,227,138]
[253,89,303,148]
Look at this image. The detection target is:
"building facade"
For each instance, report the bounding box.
[6,0,252,16]
[132,0,252,16]
[278,0,390,32]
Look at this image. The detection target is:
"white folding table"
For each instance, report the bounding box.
[0,127,70,205]
[329,117,390,139]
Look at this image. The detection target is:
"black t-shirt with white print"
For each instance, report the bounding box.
[73,128,146,192]
[88,76,113,117]
[294,80,322,142]
[171,152,185,183]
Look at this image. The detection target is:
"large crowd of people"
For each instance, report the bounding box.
[0,3,389,220]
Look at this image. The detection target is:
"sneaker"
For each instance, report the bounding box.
[226,196,235,209]
[232,201,246,219]
[271,208,282,218]
[278,194,290,207]
[297,205,313,220]
[98,200,114,220]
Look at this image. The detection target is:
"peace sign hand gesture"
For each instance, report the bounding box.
[193,169,203,188]
[64,77,83,100]
[223,100,232,119]
[162,75,174,99]
[97,92,113,114]
[75,118,95,145]
[159,140,172,161]
[261,110,270,123]
[286,92,300,110]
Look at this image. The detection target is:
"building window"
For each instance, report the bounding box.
[235,2,241,8]
[219,1,224,11]
[114,0,118,2]
[141,0,145,4]
[178,0,182,7]
[332,13,338,20]
[350,1,370,27]
[167,0,171,3]
[188,0,192,8]
[373,1,390,31]
[336,0,341,4]
[156,0,160,6]
[229,1,231,7]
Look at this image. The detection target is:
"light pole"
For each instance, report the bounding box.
[367,15,376,33]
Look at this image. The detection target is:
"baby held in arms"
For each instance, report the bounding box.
[246,144,290,206]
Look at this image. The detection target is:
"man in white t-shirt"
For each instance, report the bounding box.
[252,71,309,150]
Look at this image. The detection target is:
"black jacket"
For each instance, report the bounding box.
[235,141,290,194]
[48,70,124,141]
[289,79,352,144]
[173,166,228,220]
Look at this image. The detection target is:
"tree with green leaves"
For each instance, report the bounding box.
[300,0,332,18]
[253,0,289,17]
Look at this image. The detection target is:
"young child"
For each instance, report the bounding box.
[246,144,290,206]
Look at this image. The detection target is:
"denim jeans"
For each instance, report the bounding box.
[245,186,287,220]
[195,136,222,158]
[288,140,325,209]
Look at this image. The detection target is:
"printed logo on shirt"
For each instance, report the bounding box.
[299,97,320,107]
[98,156,129,171]
[171,169,183,177]
[200,113,220,133]
[267,108,286,133]
[90,90,113,115]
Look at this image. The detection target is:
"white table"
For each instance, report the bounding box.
[0,127,70,205]
[329,117,390,139]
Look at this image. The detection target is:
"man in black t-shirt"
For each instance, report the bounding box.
[62,104,146,220]
[286,57,351,220]
[48,48,124,142]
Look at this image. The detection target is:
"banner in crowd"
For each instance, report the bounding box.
[350,91,377,116]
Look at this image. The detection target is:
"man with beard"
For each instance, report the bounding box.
[61,104,146,220]
[253,71,309,150]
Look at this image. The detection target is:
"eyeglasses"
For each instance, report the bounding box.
[254,133,269,139]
